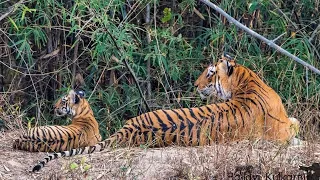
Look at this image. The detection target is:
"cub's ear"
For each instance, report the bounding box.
[68,90,81,104]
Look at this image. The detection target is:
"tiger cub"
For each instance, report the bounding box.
[13,90,101,152]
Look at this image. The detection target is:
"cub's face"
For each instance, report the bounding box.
[194,58,236,100]
[54,90,85,117]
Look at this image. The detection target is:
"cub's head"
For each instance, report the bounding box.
[54,90,86,117]
[194,54,236,100]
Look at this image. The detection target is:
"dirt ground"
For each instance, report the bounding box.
[0,131,319,180]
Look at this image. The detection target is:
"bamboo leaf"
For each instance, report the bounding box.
[8,17,19,31]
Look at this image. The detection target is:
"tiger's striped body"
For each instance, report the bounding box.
[13,90,101,152]
[32,55,299,171]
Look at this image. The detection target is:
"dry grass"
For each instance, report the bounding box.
[1,94,319,179]
[0,130,319,180]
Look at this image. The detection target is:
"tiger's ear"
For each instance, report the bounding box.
[76,90,85,98]
[74,94,80,104]
[222,52,233,61]
[220,53,236,76]
[68,90,80,104]
[226,60,235,76]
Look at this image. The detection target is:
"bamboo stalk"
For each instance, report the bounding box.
[145,3,152,99]
[71,20,80,89]
[71,37,79,89]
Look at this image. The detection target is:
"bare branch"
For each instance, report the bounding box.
[199,0,320,76]
[271,32,286,43]
[193,7,205,20]
[0,0,25,22]
[39,48,60,59]
[309,24,320,43]
[145,3,152,100]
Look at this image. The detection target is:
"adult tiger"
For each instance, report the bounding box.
[32,55,299,172]
[13,90,101,152]
[194,54,299,142]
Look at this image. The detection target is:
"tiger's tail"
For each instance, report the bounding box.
[32,137,115,172]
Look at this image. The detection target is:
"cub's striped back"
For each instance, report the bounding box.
[32,55,299,172]
[13,90,101,152]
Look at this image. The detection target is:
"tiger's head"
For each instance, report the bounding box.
[54,90,86,117]
[194,54,236,100]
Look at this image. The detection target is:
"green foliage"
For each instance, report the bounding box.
[0,0,319,138]
[68,157,91,172]
[161,8,172,23]
[70,162,79,170]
